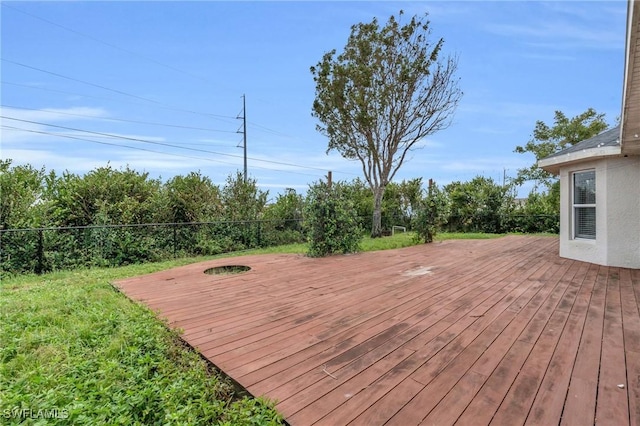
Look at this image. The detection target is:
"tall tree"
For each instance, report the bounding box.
[310,11,461,237]
[514,108,609,189]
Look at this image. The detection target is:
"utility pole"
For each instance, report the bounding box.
[237,94,247,183]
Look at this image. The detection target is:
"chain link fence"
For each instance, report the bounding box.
[0,213,558,276]
[445,214,560,234]
[0,219,305,276]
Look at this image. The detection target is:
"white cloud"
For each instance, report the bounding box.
[411,138,443,149]
[540,2,626,22]
[519,53,577,62]
[1,126,169,148]
[244,150,357,176]
[440,156,529,174]
[257,183,309,190]
[1,106,112,145]
[2,148,109,174]
[0,106,108,123]
[63,131,167,143]
[471,126,517,135]
[484,21,623,50]
[459,101,556,121]
[112,150,230,170]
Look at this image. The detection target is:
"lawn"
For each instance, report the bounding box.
[0,232,502,424]
[0,264,284,425]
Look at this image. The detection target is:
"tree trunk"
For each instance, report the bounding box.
[371,186,385,238]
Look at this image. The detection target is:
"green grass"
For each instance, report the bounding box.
[229,231,506,255]
[359,231,506,251]
[0,231,511,425]
[0,267,284,425]
[359,231,419,251]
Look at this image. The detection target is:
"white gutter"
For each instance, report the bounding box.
[537,145,622,175]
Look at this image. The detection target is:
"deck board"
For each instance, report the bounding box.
[114,236,639,425]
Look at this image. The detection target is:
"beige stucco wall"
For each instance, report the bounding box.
[604,156,640,267]
[558,156,640,268]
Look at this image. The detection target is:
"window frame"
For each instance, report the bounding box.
[572,169,596,240]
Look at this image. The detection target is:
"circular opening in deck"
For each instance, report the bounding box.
[204,265,251,276]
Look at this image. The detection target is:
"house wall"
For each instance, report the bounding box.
[559,156,640,268]
[604,156,640,267]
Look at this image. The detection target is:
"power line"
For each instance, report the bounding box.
[1,104,238,134]
[1,81,206,117]
[0,125,239,167]
[2,82,239,134]
[1,115,237,155]
[11,131,234,147]
[247,121,294,138]
[2,81,310,143]
[1,3,213,84]
[1,116,355,175]
[2,125,325,178]
[2,80,164,109]
[0,4,353,169]
[1,5,302,141]
[1,59,237,122]
[3,59,165,106]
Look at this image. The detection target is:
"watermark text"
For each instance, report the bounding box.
[2,407,69,420]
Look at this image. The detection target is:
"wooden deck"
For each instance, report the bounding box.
[114,236,640,425]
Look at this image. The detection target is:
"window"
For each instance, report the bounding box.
[573,170,596,239]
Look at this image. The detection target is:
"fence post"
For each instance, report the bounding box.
[173,223,177,258]
[257,221,262,247]
[36,229,44,275]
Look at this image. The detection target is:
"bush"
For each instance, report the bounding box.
[413,183,448,243]
[444,176,512,233]
[304,181,363,257]
[502,186,559,234]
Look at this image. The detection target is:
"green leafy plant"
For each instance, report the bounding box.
[444,176,512,234]
[503,184,560,233]
[0,266,284,425]
[304,180,363,257]
[413,182,448,243]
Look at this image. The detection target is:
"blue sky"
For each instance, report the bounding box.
[0,1,628,200]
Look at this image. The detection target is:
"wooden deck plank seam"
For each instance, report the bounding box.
[270,240,556,412]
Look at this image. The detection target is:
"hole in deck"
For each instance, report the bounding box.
[204,265,251,276]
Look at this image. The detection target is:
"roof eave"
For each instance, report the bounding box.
[538,146,622,175]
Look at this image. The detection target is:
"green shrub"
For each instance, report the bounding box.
[304,181,362,257]
[413,183,448,243]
